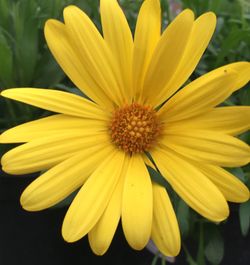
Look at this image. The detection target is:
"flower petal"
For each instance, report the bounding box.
[197,164,249,203]
[165,106,250,136]
[150,12,216,107]
[142,9,194,104]
[122,154,152,250]
[100,0,133,102]
[151,183,181,256]
[88,155,129,255]
[63,5,124,106]
[152,148,229,222]
[1,88,107,119]
[160,130,250,167]
[0,114,107,143]
[159,67,238,122]
[1,132,109,174]
[229,62,250,91]
[62,149,125,242]
[133,0,161,101]
[20,144,113,211]
[44,19,114,109]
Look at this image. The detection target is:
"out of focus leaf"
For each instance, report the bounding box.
[239,200,250,236]
[0,33,13,87]
[204,225,224,265]
[177,199,190,238]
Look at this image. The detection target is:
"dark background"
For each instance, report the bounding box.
[0,173,249,265]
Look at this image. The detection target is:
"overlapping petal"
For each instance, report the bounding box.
[44,19,115,109]
[142,9,194,104]
[21,144,113,211]
[133,0,161,101]
[122,155,152,250]
[88,155,129,255]
[100,0,133,102]
[149,12,216,107]
[160,130,250,167]
[62,149,125,242]
[196,164,249,203]
[1,132,109,174]
[152,148,229,222]
[159,67,238,122]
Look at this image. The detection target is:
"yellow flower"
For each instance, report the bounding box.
[1,0,250,257]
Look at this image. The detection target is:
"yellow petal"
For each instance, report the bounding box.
[151,183,181,256]
[197,164,249,203]
[20,144,113,211]
[159,68,238,122]
[63,5,124,106]
[88,155,129,255]
[1,88,107,119]
[152,148,229,222]
[100,0,133,102]
[228,62,250,91]
[160,130,250,167]
[165,106,250,136]
[44,19,114,109]
[150,12,216,107]
[1,132,109,174]
[142,9,194,104]
[62,149,125,242]
[0,114,107,143]
[122,154,152,250]
[133,0,161,101]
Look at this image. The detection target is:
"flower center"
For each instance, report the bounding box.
[110,103,161,153]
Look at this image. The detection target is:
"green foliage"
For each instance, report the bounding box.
[239,200,250,236]
[204,225,224,265]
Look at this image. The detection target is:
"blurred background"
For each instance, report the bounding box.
[0,0,249,264]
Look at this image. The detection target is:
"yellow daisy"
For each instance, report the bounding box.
[1,0,250,257]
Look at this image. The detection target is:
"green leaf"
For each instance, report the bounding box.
[147,166,171,190]
[204,225,224,265]
[0,0,10,30]
[239,87,250,105]
[177,199,190,238]
[239,200,250,236]
[228,167,246,182]
[0,32,13,87]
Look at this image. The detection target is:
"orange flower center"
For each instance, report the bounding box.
[110,103,161,153]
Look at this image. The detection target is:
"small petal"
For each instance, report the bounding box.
[152,183,181,256]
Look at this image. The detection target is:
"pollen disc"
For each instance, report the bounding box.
[110,103,161,153]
